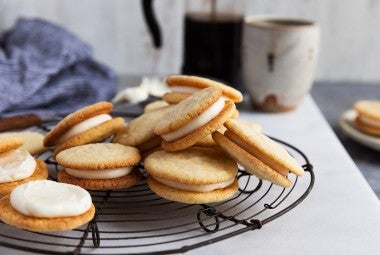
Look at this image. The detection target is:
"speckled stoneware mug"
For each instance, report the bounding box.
[242,16,320,112]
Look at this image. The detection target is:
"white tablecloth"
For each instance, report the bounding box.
[1,95,379,255]
[190,95,380,255]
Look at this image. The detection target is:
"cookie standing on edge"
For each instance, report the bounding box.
[0,180,95,231]
[56,143,141,190]
[43,101,125,157]
[212,119,304,188]
[0,138,48,197]
[155,87,236,151]
[145,147,238,204]
[163,75,243,104]
[353,100,380,136]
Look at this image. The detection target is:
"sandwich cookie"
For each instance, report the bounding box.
[145,147,238,204]
[43,101,124,157]
[56,143,141,190]
[154,87,236,151]
[212,119,304,188]
[353,100,380,136]
[163,75,243,104]
[0,180,95,231]
[0,131,48,155]
[112,105,175,153]
[0,138,48,197]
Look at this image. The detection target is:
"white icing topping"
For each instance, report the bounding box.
[66,167,133,179]
[10,180,92,218]
[161,97,225,142]
[58,114,112,144]
[171,86,200,94]
[153,176,235,192]
[359,115,380,128]
[0,149,36,183]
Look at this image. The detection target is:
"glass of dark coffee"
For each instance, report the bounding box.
[182,1,243,89]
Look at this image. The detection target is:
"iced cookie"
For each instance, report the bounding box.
[0,180,95,231]
[0,131,48,155]
[43,101,124,156]
[0,138,48,197]
[212,119,304,188]
[56,143,141,190]
[353,100,380,136]
[163,75,243,104]
[145,147,238,204]
[154,87,236,151]
[112,105,175,153]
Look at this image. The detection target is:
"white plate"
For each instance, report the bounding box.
[339,109,380,152]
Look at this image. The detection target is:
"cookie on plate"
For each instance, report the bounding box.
[212,119,304,188]
[154,87,236,151]
[56,143,141,190]
[0,138,48,197]
[163,75,243,104]
[0,131,48,155]
[112,105,175,153]
[145,147,238,204]
[43,101,125,157]
[0,180,95,231]
[353,100,380,136]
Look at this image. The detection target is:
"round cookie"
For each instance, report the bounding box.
[143,100,170,113]
[0,159,49,197]
[164,75,243,103]
[0,138,23,154]
[44,101,113,147]
[212,119,304,188]
[56,143,141,190]
[53,117,125,157]
[353,100,380,136]
[0,131,47,155]
[155,87,236,151]
[112,105,175,152]
[144,147,238,204]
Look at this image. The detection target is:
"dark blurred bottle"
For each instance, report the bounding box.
[182,0,244,90]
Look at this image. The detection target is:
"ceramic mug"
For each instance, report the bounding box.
[242,16,320,112]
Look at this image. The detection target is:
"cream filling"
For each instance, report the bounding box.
[153,176,235,192]
[0,149,36,183]
[66,166,133,179]
[171,86,229,100]
[57,114,112,144]
[10,180,92,218]
[358,115,380,128]
[161,97,225,142]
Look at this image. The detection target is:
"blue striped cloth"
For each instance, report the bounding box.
[0,18,117,117]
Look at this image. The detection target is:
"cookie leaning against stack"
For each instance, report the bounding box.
[43,101,124,157]
[145,147,238,204]
[154,87,236,151]
[56,143,141,190]
[213,119,304,187]
[353,100,380,136]
[0,180,95,231]
[0,138,48,197]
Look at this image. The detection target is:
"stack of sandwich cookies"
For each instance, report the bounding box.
[112,105,175,156]
[353,100,380,136]
[145,147,238,204]
[163,75,243,104]
[0,131,48,155]
[0,138,48,197]
[43,101,124,157]
[0,180,95,231]
[212,119,304,188]
[154,87,236,151]
[56,143,141,190]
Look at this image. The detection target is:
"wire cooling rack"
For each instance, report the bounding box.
[0,124,314,255]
